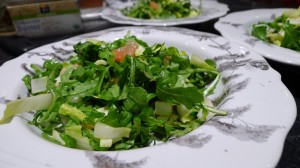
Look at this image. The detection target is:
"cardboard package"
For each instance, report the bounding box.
[7,0,83,37]
[0,1,15,36]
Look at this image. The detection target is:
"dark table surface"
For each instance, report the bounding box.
[0,0,299,167]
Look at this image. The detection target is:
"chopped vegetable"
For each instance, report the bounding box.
[0,93,53,124]
[31,76,48,94]
[0,34,226,151]
[94,122,131,139]
[59,103,86,121]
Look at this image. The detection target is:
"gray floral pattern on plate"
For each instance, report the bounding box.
[218,12,277,48]
[86,152,147,168]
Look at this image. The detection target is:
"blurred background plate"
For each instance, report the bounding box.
[214,8,300,66]
[100,0,229,26]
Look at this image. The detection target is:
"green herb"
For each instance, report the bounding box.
[122,0,201,19]
[0,34,226,151]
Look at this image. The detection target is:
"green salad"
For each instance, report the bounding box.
[0,33,226,151]
[122,0,201,19]
[251,7,300,52]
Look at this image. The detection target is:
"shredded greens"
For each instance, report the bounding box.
[0,33,226,151]
[122,0,201,19]
[251,7,300,52]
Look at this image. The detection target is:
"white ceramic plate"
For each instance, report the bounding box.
[214,8,300,66]
[100,0,229,26]
[0,27,296,168]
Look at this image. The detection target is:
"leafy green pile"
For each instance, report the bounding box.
[121,0,201,19]
[251,7,300,51]
[0,33,226,151]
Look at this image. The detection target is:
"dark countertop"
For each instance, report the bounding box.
[0,1,299,167]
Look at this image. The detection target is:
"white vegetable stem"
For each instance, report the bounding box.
[0,93,53,124]
[31,76,48,94]
[94,122,131,139]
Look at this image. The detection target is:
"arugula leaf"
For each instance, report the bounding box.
[251,24,268,42]
[156,86,203,109]
[73,42,100,63]
[100,84,120,101]
[60,133,77,148]
[69,80,97,97]
[124,87,148,114]
[281,22,300,51]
